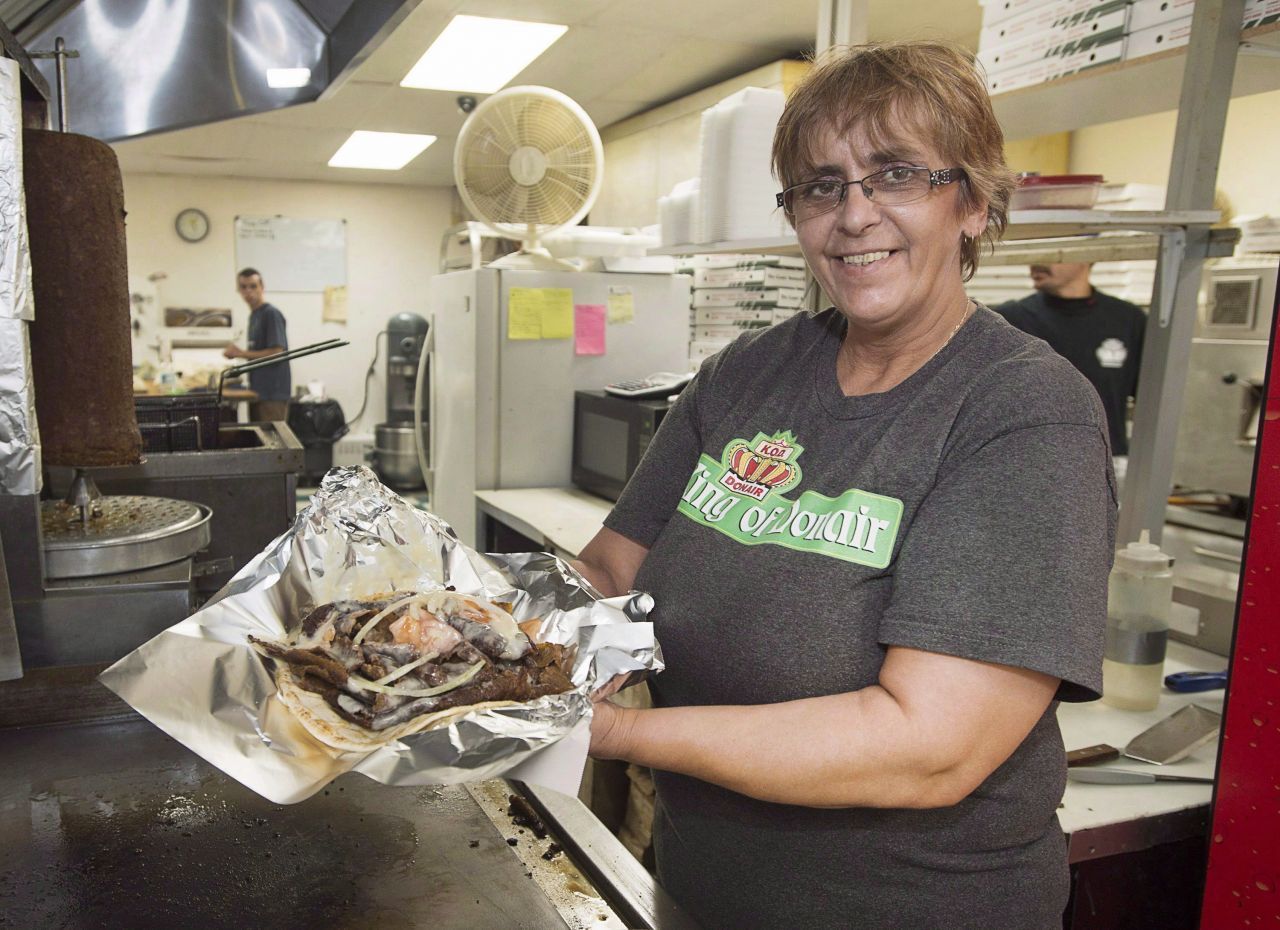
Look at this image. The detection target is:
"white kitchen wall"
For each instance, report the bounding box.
[1069,88,1280,219]
[591,57,1071,230]
[592,60,808,228]
[119,173,455,434]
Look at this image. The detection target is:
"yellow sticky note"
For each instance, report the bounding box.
[323,285,348,323]
[508,288,544,340]
[539,288,574,339]
[607,285,634,324]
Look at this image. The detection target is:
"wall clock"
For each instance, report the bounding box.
[175,207,210,243]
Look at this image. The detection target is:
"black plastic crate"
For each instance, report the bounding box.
[135,394,221,453]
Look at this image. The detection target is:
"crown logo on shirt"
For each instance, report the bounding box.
[719,432,804,501]
[1096,338,1128,369]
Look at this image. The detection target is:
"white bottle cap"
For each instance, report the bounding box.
[1115,529,1172,570]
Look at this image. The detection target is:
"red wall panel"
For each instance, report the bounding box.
[1201,270,1280,927]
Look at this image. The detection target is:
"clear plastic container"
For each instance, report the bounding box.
[1102,530,1174,711]
[1009,174,1104,210]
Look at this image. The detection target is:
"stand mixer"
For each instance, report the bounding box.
[371,312,429,490]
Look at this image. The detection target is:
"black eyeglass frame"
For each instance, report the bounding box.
[775,167,967,215]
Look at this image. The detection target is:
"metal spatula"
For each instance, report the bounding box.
[1123,704,1222,765]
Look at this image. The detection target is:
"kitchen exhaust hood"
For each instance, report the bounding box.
[2,0,422,141]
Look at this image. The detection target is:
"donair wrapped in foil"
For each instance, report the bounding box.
[100,467,659,804]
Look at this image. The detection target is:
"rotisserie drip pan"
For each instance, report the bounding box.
[40,496,212,579]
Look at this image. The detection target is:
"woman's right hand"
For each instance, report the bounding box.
[588,698,634,761]
[572,527,650,598]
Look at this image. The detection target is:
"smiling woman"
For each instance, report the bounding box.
[772,42,1016,395]
[573,41,1117,930]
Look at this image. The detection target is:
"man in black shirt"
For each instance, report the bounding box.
[994,262,1146,455]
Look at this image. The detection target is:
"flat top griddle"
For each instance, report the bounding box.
[0,719,589,930]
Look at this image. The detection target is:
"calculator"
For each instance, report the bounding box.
[603,371,694,399]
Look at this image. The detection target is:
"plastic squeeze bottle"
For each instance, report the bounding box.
[1101,530,1174,711]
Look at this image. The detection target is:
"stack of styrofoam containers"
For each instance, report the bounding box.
[658,179,700,248]
[967,265,1045,307]
[978,0,1131,95]
[677,253,808,367]
[1124,0,1274,61]
[696,88,792,245]
[1089,261,1157,305]
[967,260,1155,308]
[1096,182,1166,211]
[1236,215,1280,255]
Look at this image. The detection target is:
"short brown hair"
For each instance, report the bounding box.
[772,42,1015,280]
[237,267,263,285]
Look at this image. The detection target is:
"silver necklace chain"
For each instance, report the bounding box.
[932,298,975,362]
[838,298,974,385]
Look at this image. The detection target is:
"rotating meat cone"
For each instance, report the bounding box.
[24,129,142,467]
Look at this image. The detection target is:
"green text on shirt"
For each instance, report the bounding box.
[676,431,902,569]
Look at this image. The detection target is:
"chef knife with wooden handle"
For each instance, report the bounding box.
[1067,768,1215,785]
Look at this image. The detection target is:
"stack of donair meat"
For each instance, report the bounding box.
[679,253,809,368]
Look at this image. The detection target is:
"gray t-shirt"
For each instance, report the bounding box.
[605,306,1115,930]
[247,302,290,401]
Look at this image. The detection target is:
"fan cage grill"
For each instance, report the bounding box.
[455,90,602,234]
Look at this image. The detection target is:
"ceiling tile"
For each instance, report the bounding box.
[455,0,605,27]
[702,1,817,49]
[579,99,647,130]
[616,37,789,106]
[510,25,669,103]
[869,3,981,46]
[584,0,756,38]
[110,0,982,189]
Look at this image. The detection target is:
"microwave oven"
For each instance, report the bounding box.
[572,390,673,501]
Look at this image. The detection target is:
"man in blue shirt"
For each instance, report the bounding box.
[224,267,291,421]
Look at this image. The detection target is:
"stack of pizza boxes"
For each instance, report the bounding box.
[978,0,1131,95]
[678,253,809,368]
[1122,0,1276,62]
[979,0,1274,95]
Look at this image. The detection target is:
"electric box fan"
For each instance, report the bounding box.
[453,86,605,270]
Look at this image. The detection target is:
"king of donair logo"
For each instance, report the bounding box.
[720,431,803,500]
[677,430,904,569]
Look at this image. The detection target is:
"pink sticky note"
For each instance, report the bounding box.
[575,304,606,355]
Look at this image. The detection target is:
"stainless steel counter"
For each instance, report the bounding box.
[0,716,698,929]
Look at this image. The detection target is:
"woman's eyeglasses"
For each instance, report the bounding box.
[776,167,965,219]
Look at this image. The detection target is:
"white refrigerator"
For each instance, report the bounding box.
[428,267,691,546]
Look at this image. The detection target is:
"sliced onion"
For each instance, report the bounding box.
[423,591,529,658]
[373,651,437,685]
[351,594,430,646]
[348,660,484,698]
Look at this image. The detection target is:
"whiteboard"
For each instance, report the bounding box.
[234,215,347,292]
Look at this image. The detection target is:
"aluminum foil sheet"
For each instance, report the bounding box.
[100,466,660,804]
[0,58,40,496]
[0,58,33,324]
[0,317,41,495]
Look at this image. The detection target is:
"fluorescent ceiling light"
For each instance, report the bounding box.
[400,15,568,93]
[267,68,311,88]
[328,131,436,170]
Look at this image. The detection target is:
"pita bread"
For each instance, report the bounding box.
[274,664,520,753]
